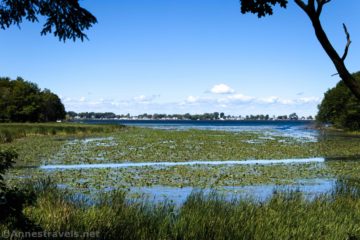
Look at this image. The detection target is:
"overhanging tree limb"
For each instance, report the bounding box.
[0,0,97,41]
[296,1,360,100]
[240,0,360,101]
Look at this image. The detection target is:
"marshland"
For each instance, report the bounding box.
[2,121,360,239]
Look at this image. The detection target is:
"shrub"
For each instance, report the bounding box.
[317,72,360,130]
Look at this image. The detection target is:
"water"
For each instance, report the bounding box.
[40,157,325,170]
[76,119,318,141]
[130,179,335,205]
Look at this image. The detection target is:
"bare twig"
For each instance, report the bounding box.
[342,23,351,61]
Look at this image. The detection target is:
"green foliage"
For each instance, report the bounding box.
[317,72,360,130]
[0,0,97,41]
[0,77,66,122]
[240,0,288,18]
[0,149,17,189]
[0,149,38,232]
[40,89,66,122]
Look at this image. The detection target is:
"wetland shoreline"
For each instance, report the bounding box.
[2,122,360,239]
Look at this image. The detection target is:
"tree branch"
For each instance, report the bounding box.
[295,1,360,100]
[308,0,315,9]
[342,23,351,61]
[316,0,331,16]
[294,0,308,12]
[294,0,316,17]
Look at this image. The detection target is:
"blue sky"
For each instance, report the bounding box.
[1,0,359,116]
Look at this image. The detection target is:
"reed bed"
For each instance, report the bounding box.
[3,178,357,240]
[0,123,124,143]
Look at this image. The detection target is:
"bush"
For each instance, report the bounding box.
[0,130,13,143]
[0,149,38,232]
[317,72,360,130]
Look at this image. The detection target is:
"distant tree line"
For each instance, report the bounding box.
[68,111,313,121]
[67,111,117,119]
[0,77,65,122]
[317,72,360,130]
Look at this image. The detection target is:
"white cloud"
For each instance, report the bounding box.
[133,95,159,103]
[280,99,295,105]
[63,97,72,102]
[210,84,235,94]
[61,91,321,117]
[297,97,321,103]
[258,96,281,104]
[258,96,294,105]
[226,94,254,102]
[257,96,321,105]
[186,96,199,103]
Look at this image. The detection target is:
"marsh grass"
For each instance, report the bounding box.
[0,123,125,144]
[9,178,360,239]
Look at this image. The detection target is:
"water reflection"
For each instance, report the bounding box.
[128,179,336,206]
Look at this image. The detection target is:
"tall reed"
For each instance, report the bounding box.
[14,178,360,240]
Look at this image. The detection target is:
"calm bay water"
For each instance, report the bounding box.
[130,179,335,205]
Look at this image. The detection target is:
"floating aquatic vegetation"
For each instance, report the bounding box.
[39,158,325,170]
[3,124,360,201]
[6,127,359,166]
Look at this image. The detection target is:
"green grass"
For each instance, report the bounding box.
[2,178,359,240]
[0,122,125,144]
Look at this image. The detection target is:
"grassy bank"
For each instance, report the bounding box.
[0,123,125,143]
[2,178,360,239]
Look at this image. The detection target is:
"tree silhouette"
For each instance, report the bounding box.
[0,0,97,41]
[317,72,360,130]
[239,0,360,100]
[0,77,66,122]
